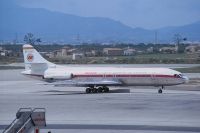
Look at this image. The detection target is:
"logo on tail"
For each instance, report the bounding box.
[27,53,34,62]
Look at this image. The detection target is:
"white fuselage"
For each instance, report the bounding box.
[23,65,188,87]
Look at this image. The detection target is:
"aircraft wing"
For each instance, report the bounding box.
[76,80,122,86]
[41,79,123,87]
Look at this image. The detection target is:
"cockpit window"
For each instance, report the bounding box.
[174,74,183,78]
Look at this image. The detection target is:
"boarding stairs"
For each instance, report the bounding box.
[2,108,46,133]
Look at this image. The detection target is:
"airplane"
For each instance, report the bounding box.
[21,44,189,94]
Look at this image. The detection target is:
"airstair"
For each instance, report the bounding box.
[2,108,46,133]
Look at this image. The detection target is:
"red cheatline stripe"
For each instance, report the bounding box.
[73,74,177,78]
[23,74,179,78]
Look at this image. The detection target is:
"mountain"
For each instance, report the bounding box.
[0,1,139,43]
[0,1,200,43]
[157,21,200,42]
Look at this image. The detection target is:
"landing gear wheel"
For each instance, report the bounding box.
[158,89,163,94]
[97,87,103,93]
[103,86,109,93]
[86,88,91,93]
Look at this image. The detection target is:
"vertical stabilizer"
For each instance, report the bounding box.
[22,44,55,75]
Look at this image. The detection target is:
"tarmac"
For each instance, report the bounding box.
[0,69,200,133]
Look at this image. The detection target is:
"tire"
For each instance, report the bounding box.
[158,89,162,94]
[97,87,103,93]
[86,88,91,93]
[103,86,109,93]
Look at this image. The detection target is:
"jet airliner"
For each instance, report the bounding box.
[21,44,189,93]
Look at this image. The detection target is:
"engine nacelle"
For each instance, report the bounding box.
[44,69,73,80]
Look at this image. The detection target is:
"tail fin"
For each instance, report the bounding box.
[22,44,55,75]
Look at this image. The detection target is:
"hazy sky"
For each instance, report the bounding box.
[17,0,200,29]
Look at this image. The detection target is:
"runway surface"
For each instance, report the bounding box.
[0,69,200,133]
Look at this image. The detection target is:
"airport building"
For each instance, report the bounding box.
[103,48,124,56]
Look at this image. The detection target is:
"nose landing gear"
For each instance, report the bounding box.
[158,85,164,94]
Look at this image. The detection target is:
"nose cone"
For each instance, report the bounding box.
[182,76,189,83]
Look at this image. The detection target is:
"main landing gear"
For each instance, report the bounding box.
[158,85,164,94]
[85,86,109,94]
